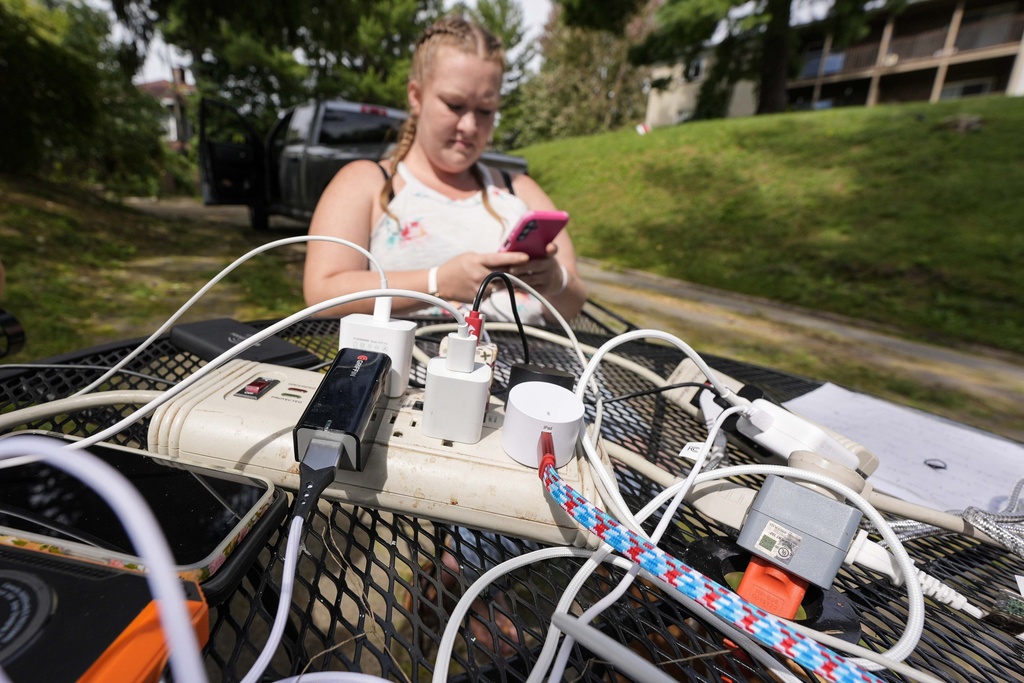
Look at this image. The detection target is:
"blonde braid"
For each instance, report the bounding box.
[471,163,505,227]
[380,115,418,220]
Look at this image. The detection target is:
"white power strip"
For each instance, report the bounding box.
[147,360,606,547]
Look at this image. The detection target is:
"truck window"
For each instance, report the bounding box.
[286,105,316,145]
[318,109,402,146]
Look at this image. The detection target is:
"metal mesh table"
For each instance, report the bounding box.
[1,308,1022,682]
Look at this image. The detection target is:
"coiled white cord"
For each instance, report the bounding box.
[572,329,748,537]
[542,406,749,682]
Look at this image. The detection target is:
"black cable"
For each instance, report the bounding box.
[600,381,720,405]
[472,271,530,365]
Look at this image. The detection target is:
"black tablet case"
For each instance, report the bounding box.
[170,318,320,369]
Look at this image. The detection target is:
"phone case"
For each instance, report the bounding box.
[199,487,288,604]
[499,210,569,258]
[0,432,278,589]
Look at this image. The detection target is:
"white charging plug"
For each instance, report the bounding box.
[339,313,416,398]
[421,328,491,444]
[442,328,477,373]
[736,399,861,470]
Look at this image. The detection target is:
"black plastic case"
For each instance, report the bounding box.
[170,318,320,368]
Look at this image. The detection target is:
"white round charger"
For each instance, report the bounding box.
[501,381,584,468]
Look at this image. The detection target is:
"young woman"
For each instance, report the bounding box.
[302,16,586,324]
[304,16,586,655]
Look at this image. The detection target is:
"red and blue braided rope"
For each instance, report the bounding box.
[539,454,881,683]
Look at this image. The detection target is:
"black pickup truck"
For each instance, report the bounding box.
[199,98,528,230]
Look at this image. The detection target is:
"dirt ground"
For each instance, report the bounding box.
[124,197,1024,442]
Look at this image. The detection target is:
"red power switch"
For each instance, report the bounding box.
[236,377,279,399]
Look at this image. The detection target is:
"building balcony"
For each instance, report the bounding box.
[794,12,1024,84]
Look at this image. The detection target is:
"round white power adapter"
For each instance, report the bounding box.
[501,381,584,468]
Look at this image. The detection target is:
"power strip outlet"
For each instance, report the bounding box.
[147,360,606,547]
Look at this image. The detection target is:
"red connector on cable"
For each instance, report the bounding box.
[539,430,556,472]
[466,309,484,340]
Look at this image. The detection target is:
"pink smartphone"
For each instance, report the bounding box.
[499,210,569,258]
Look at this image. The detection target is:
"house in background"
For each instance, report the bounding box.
[645,0,1024,127]
[136,67,195,151]
[645,56,758,125]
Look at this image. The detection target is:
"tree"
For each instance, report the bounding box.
[0,0,97,173]
[59,2,167,193]
[558,0,648,34]
[508,7,648,148]
[560,0,891,117]
[0,0,166,193]
[110,0,444,133]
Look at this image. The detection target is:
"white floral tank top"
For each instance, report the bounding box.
[369,162,546,324]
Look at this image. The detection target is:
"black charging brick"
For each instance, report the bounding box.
[293,348,391,472]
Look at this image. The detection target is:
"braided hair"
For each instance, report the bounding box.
[379,16,507,223]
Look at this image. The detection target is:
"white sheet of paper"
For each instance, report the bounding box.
[783,383,1024,513]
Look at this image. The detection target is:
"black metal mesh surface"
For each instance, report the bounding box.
[1,311,1022,682]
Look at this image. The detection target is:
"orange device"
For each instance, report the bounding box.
[0,545,209,683]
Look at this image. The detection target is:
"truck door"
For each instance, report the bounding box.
[278,104,317,216]
[198,98,265,206]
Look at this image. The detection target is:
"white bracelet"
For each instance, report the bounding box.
[427,266,440,297]
[554,264,570,296]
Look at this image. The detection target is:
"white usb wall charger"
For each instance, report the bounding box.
[339,312,416,398]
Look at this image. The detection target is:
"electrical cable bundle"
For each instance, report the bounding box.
[538,446,882,683]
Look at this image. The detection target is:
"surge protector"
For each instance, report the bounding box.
[147,360,606,547]
[662,358,744,419]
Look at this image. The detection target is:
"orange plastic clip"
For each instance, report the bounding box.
[78,582,210,683]
[736,554,808,620]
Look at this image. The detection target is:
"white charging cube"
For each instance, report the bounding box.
[502,382,584,468]
[421,358,491,444]
[339,313,417,398]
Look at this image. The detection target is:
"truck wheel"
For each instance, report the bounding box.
[249,205,270,231]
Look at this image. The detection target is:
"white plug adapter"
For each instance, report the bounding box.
[736,398,861,470]
[339,313,417,398]
[146,359,606,547]
[421,356,491,444]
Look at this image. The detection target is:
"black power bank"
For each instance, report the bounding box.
[170,318,320,368]
[293,348,391,472]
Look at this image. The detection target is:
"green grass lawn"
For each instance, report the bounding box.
[0,178,304,361]
[519,95,1024,354]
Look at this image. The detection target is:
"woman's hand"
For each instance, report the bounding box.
[435,250,530,303]
[506,242,565,296]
